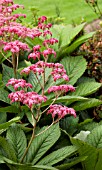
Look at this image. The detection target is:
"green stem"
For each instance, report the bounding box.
[20,114,36,163]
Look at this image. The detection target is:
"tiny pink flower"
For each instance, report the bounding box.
[38,16,47,23]
[47,104,76,119]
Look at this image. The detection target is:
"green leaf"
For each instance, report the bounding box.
[41,95,88,107]
[95,149,102,170]
[70,81,101,97]
[3,157,58,170]
[60,56,87,85]
[64,31,94,55]
[2,64,21,87]
[0,117,20,130]
[6,124,27,162]
[0,112,7,124]
[70,137,98,170]
[0,155,5,164]
[0,88,10,104]
[0,51,11,64]
[26,111,37,126]
[37,145,78,166]
[0,136,17,162]
[25,37,43,48]
[61,23,85,47]
[28,68,52,93]
[86,125,102,148]
[55,156,87,170]
[26,123,60,164]
[60,116,79,135]
[73,98,102,111]
[28,71,40,92]
[0,106,20,113]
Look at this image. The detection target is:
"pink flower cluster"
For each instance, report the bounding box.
[21,61,69,82]
[6,78,33,90]
[0,0,13,5]
[47,104,76,119]
[6,78,47,108]
[4,40,30,53]
[0,23,42,39]
[48,85,75,93]
[42,48,56,58]
[38,16,52,31]
[8,91,47,108]
[0,1,26,27]
[43,38,58,46]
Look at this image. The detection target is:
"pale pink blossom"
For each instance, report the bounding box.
[3,40,30,53]
[38,16,47,23]
[28,52,41,60]
[6,78,33,90]
[8,90,25,103]
[48,85,75,93]
[42,48,56,58]
[47,104,76,119]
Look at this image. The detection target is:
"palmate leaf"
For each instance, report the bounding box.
[37,145,78,166]
[86,125,102,148]
[26,123,60,165]
[72,98,102,111]
[60,56,87,85]
[70,137,98,170]
[6,124,27,162]
[70,81,101,97]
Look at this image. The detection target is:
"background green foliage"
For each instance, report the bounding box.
[14,0,102,24]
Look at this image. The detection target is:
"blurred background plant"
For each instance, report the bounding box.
[85,0,102,18]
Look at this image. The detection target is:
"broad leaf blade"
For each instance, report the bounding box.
[4,157,58,170]
[60,116,79,135]
[70,81,101,97]
[0,136,17,162]
[0,117,20,130]
[41,95,88,107]
[6,124,27,162]
[73,98,102,111]
[26,123,60,164]
[0,88,10,104]
[37,145,78,165]
[64,31,94,54]
[61,23,85,47]
[0,106,20,113]
[86,125,102,148]
[95,149,102,170]
[60,56,87,85]
[56,156,87,170]
[2,64,21,86]
[70,137,98,170]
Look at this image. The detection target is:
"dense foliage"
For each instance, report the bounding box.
[0,0,102,170]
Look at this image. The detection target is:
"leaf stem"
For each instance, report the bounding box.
[20,114,36,163]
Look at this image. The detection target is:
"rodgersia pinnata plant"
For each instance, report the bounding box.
[0,0,76,166]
